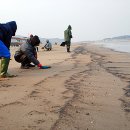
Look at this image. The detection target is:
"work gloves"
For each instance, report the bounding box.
[38,64,51,69]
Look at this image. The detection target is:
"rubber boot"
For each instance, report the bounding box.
[67,47,70,52]
[0,58,16,78]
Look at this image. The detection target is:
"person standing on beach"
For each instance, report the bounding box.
[64,25,73,52]
[0,21,17,78]
[14,35,51,69]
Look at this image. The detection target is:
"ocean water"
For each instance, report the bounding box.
[95,42,130,53]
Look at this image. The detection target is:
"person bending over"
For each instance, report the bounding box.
[44,39,52,51]
[14,35,51,69]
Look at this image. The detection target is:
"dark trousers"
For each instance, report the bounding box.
[14,54,30,66]
[66,41,71,52]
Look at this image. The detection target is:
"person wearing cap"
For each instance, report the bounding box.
[64,25,73,52]
[14,35,51,69]
[0,21,17,78]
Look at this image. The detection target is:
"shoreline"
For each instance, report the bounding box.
[0,43,130,130]
[90,41,130,54]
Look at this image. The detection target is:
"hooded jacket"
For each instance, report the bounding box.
[45,40,52,50]
[64,25,72,42]
[0,21,17,49]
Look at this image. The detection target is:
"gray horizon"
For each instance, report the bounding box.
[1,0,130,42]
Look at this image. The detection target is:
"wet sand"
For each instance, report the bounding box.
[0,43,130,130]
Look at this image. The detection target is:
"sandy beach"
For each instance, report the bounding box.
[0,43,130,130]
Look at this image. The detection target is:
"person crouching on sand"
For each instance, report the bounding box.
[14,35,51,69]
[0,21,17,78]
[44,39,52,51]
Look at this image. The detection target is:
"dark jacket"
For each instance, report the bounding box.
[0,21,17,49]
[15,39,40,65]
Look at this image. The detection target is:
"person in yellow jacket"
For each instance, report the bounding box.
[64,25,73,52]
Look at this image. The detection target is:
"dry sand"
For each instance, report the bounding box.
[0,43,130,130]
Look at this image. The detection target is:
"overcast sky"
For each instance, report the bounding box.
[1,0,130,41]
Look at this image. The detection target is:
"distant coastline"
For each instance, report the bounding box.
[93,41,130,53]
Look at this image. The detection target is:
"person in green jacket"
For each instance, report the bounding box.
[64,25,73,52]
